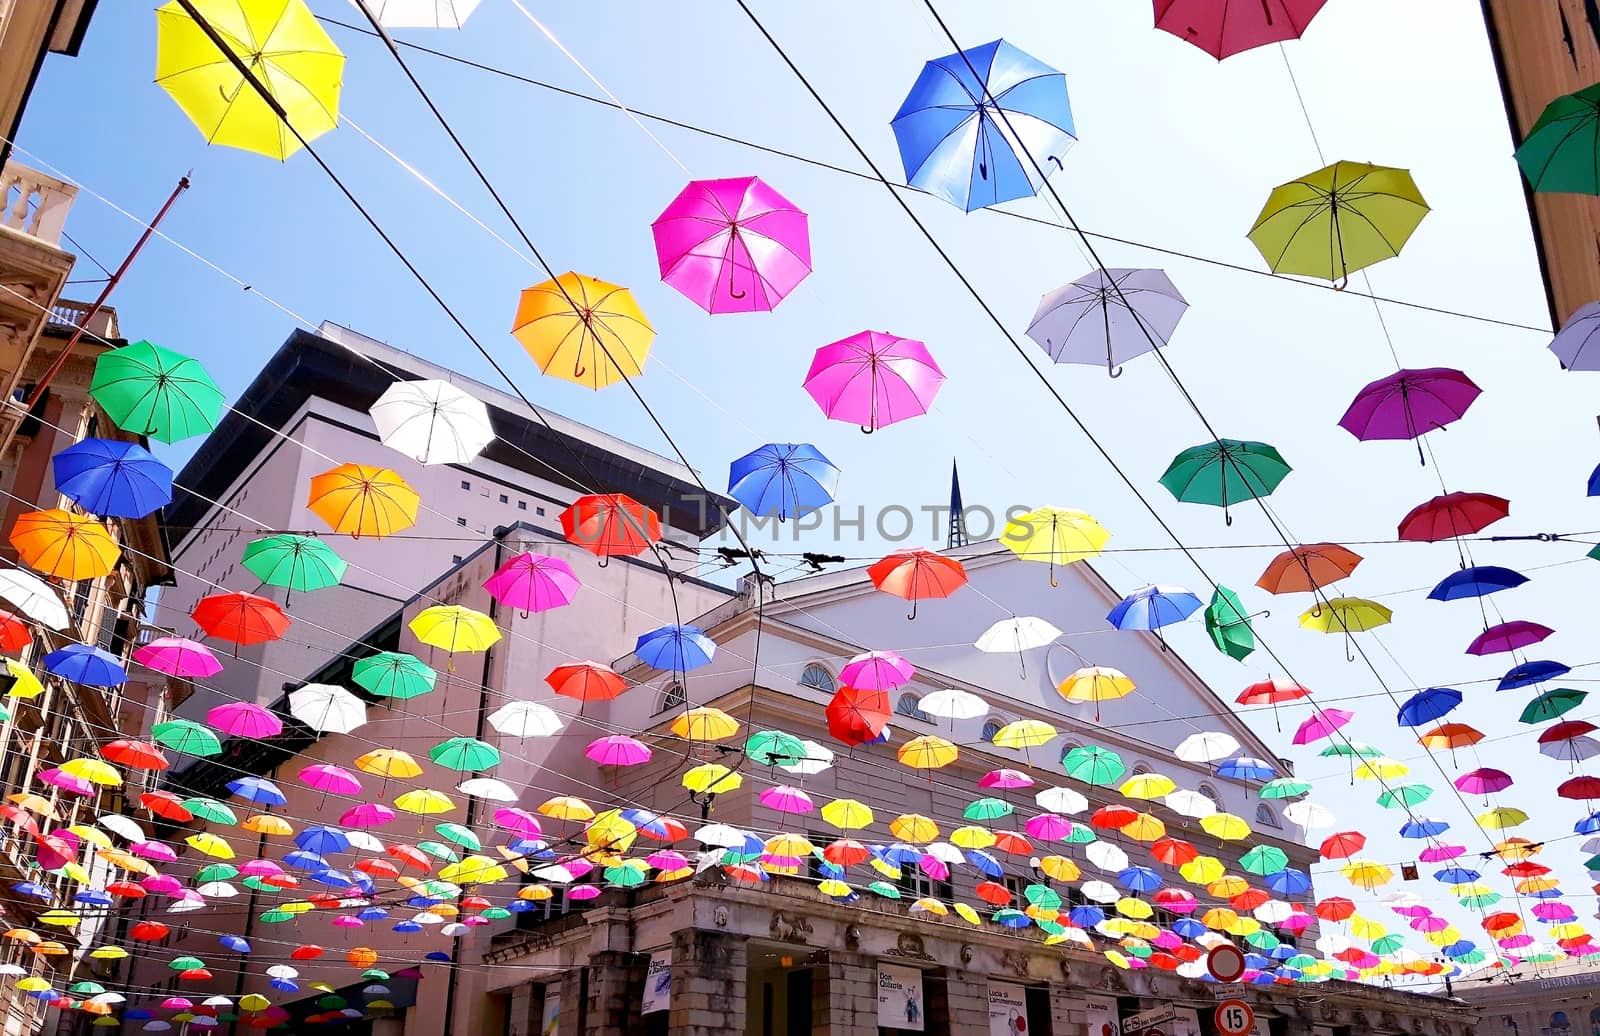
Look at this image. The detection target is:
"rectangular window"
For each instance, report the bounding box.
[460,480,471,491]
[498,494,509,504]
[456,517,467,527]
[517,501,527,511]
[536,506,545,516]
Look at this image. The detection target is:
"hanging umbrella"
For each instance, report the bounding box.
[1107,584,1202,634]
[1376,784,1432,809]
[1025,268,1188,376]
[1175,732,1239,763]
[670,707,740,742]
[51,438,172,518]
[1062,746,1125,786]
[361,1,480,28]
[0,612,28,655]
[512,272,654,390]
[486,701,562,739]
[354,750,421,780]
[430,737,501,772]
[369,379,493,466]
[891,38,1075,211]
[1417,723,1483,753]
[1468,620,1553,656]
[1398,492,1510,542]
[1498,659,1570,690]
[133,637,222,680]
[1550,302,1600,370]
[10,510,119,580]
[1293,709,1353,745]
[1160,439,1292,524]
[825,687,890,747]
[1428,566,1527,602]
[287,684,366,734]
[897,735,958,771]
[1452,769,1510,797]
[559,494,660,560]
[207,702,282,739]
[89,340,224,442]
[151,719,223,757]
[1154,0,1328,59]
[1204,585,1256,661]
[1397,688,1462,728]
[651,175,811,313]
[635,625,715,672]
[726,443,838,520]
[43,645,126,687]
[1340,367,1481,465]
[1516,82,1600,194]
[546,661,626,702]
[804,331,944,433]
[1299,597,1391,635]
[1217,756,1276,780]
[1000,507,1109,584]
[1521,689,1586,724]
[1257,543,1362,595]
[307,464,419,538]
[1248,161,1429,284]
[410,605,500,657]
[351,652,437,701]
[585,736,650,767]
[867,549,966,618]
[973,617,1061,676]
[192,592,289,647]
[241,534,346,598]
[1056,666,1134,721]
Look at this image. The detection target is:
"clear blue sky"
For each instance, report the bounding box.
[17,0,1594,976]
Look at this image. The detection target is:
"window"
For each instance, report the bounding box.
[799,664,836,693]
[981,718,1004,742]
[460,480,471,491]
[536,506,546,516]
[654,682,686,715]
[451,555,462,564]
[896,868,952,903]
[1255,804,1281,829]
[895,693,932,724]
[1131,762,1150,776]
[1002,874,1026,906]
[518,501,527,511]
[499,494,509,504]
[455,517,467,527]
[1197,783,1220,803]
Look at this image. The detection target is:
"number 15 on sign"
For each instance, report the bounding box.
[1215,999,1254,1036]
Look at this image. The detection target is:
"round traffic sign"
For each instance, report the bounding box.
[1215,999,1254,1036]
[1207,943,1246,983]
[1144,1028,1165,1036]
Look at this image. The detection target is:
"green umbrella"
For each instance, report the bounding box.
[1589,543,1600,563]
[1203,585,1255,662]
[352,652,437,701]
[1319,741,1382,758]
[152,719,222,757]
[992,908,1030,927]
[1062,745,1125,786]
[962,797,1013,821]
[416,841,458,862]
[195,864,239,883]
[867,881,901,899]
[1258,778,1311,799]
[258,909,295,923]
[0,702,11,725]
[169,956,205,971]
[1372,934,1407,956]
[1450,948,1488,964]
[1584,854,1600,871]
[1035,918,1066,936]
[318,996,348,1010]
[242,535,347,597]
[182,797,237,825]
[69,982,106,995]
[1285,953,1317,970]
[413,878,460,899]
[1516,83,1600,194]
[1521,688,1587,724]
[1023,884,1061,909]
[1061,824,1097,845]
[362,969,390,981]
[1375,783,1432,809]
[89,340,224,444]
[604,864,647,887]
[745,729,806,767]
[429,736,500,772]
[243,877,282,894]
[1160,439,1292,524]
[1458,891,1500,909]
[480,907,510,920]
[1244,930,1280,950]
[434,823,480,851]
[1121,942,1152,959]
[1239,845,1289,874]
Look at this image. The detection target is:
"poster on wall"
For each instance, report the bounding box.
[1084,995,1119,1036]
[988,981,1028,1036]
[1172,1007,1202,1036]
[878,963,925,1031]
[642,951,672,1014]
[539,985,560,1036]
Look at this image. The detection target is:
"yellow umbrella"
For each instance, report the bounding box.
[240,994,272,1013]
[869,858,901,880]
[1478,807,1530,830]
[1119,774,1175,800]
[669,707,740,743]
[512,272,655,390]
[1179,856,1224,884]
[65,825,111,849]
[1348,916,1387,940]
[7,793,57,820]
[1352,757,1409,781]
[1207,876,1249,899]
[409,605,500,655]
[1516,876,1560,894]
[897,734,958,770]
[1494,838,1541,861]
[681,764,741,794]
[242,814,293,835]
[89,947,128,960]
[909,897,948,916]
[820,798,874,831]
[991,719,1056,749]
[5,660,43,700]
[154,0,343,160]
[1056,666,1134,721]
[1341,858,1395,890]
[1116,897,1153,919]
[1200,907,1239,931]
[36,912,77,928]
[439,855,509,885]
[818,879,852,898]
[954,903,983,926]
[1120,813,1166,842]
[1299,597,1392,634]
[1248,161,1429,285]
[537,796,594,822]
[1000,506,1109,582]
[950,825,996,849]
[16,978,50,992]
[1199,812,1252,841]
[185,832,235,859]
[1037,855,1080,882]
[59,758,121,787]
[10,509,119,580]
[1227,917,1261,938]
[889,814,938,843]
[394,789,455,816]
[307,463,420,539]
[764,833,814,858]
[96,849,151,874]
[586,810,637,854]
[354,749,422,779]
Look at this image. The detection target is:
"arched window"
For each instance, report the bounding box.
[1551,1013,1571,1034]
[981,717,1006,742]
[1131,762,1150,776]
[1255,803,1281,829]
[654,682,686,715]
[1197,783,1220,804]
[799,663,836,693]
[896,693,932,724]
[1586,1007,1599,1036]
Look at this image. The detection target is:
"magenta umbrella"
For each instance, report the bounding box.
[758,786,814,815]
[298,764,362,797]
[492,807,544,836]
[1024,813,1072,840]
[1291,707,1353,745]
[332,915,363,929]
[646,849,688,870]
[1467,620,1554,656]
[482,553,580,615]
[207,702,282,739]
[1417,843,1466,863]
[839,650,915,690]
[585,735,652,767]
[131,840,178,862]
[340,803,395,828]
[1337,367,1482,464]
[142,874,184,895]
[980,768,1034,789]
[134,637,222,678]
[804,332,945,433]
[239,859,283,878]
[1454,768,1513,797]
[651,176,812,314]
[36,768,93,795]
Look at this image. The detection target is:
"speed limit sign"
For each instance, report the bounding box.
[1215,999,1254,1036]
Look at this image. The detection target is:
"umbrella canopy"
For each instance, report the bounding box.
[1469,620,1553,656]
[1204,585,1255,661]
[973,618,1062,669]
[727,444,838,520]
[192,592,289,647]
[1521,689,1586,724]
[1550,301,1600,371]
[1154,0,1328,59]
[43,645,126,687]
[1107,584,1201,631]
[1257,543,1361,595]
[1499,659,1570,690]
[546,661,626,702]
[483,553,580,615]
[1339,367,1481,463]
[306,464,419,538]
[651,176,811,313]
[891,38,1075,211]
[369,379,493,466]
[512,272,653,390]
[1248,161,1429,283]
[560,494,661,559]
[241,535,346,595]
[1160,439,1291,523]
[1000,507,1109,583]
[825,687,890,747]
[151,719,223,757]
[1397,492,1510,542]
[897,735,958,770]
[1056,666,1135,720]
[1299,597,1392,634]
[1025,268,1188,376]
[10,510,119,580]
[0,571,68,630]
[90,340,224,443]
[1516,82,1600,194]
[287,684,366,734]
[51,438,172,518]
[1428,566,1527,602]
[804,331,944,433]
[352,652,437,701]
[430,737,501,772]
[867,550,967,617]
[207,702,282,739]
[1292,709,1354,745]
[635,625,715,672]
[487,701,562,739]
[410,606,500,655]
[1396,688,1462,728]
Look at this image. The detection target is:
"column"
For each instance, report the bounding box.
[816,951,880,1036]
[1049,984,1084,1036]
[556,973,585,1036]
[508,983,536,1036]
[586,950,645,1036]
[943,970,991,1035]
[668,929,747,1036]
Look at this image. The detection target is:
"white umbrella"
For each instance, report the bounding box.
[1315,932,1352,955]
[779,739,833,775]
[1033,786,1088,815]
[973,616,1062,676]
[1174,731,1239,763]
[487,701,562,739]
[1025,268,1189,376]
[1080,879,1119,903]
[1163,789,1216,818]
[97,814,146,841]
[1283,800,1336,830]
[345,831,384,852]
[1254,900,1293,924]
[369,378,494,465]
[694,824,747,848]
[0,569,68,630]
[1085,841,1128,873]
[352,0,482,31]
[288,683,367,734]
[266,965,299,980]
[441,922,470,937]
[925,842,965,865]
[202,997,233,1009]
[1176,960,1208,980]
[917,688,987,719]
[457,777,517,802]
[197,881,237,898]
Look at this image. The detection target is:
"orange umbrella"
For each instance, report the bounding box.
[1418,722,1484,751]
[867,549,967,619]
[10,509,119,580]
[511,272,654,390]
[307,464,419,538]
[1256,542,1362,594]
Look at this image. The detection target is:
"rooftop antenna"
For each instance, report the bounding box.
[948,459,967,549]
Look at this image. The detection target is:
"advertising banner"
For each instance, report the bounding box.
[641,951,672,1014]
[878,963,925,1031]
[1085,995,1119,1036]
[988,981,1028,1036]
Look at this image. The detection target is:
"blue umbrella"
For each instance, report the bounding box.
[1396,687,1461,727]
[1116,865,1162,892]
[1441,940,1477,958]
[1589,463,1600,497]
[1269,945,1298,961]
[892,39,1076,212]
[1251,972,1281,985]
[1245,953,1274,970]
[504,838,553,860]
[425,952,454,963]
[1216,756,1276,780]
[1068,905,1105,927]
[1575,811,1600,835]
[74,890,113,906]
[271,978,301,992]
[1172,918,1206,939]
[1428,565,1528,602]
[348,871,375,895]
[621,808,674,838]
[992,908,1032,928]
[1399,817,1450,838]
[507,901,535,914]
[219,935,251,953]
[1106,584,1203,632]
[634,624,715,672]
[358,907,389,921]
[1499,659,1571,690]
[867,724,894,746]
[727,443,839,520]
[1433,867,1480,884]
[51,437,172,518]
[880,843,922,866]
[226,776,288,806]
[964,849,1003,877]
[1264,868,1312,895]
[295,827,350,855]
[12,881,51,900]
[42,644,126,687]
[1525,887,1564,899]
[283,850,329,873]
[308,869,354,888]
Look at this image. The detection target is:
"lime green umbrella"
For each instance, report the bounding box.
[182,797,237,825]
[430,737,500,772]
[242,535,346,596]
[195,864,239,883]
[1285,953,1317,970]
[1521,688,1587,724]
[352,652,437,701]
[1239,845,1289,874]
[417,841,458,862]
[0,703,11,725]
[867,881,901,899]
[963,797,1013,821]
[1258,778,1311,799]
[89,340,224,444]
[745,729,806,766]
[153,719,222,757]
[1062,745,1125,786]
[1204,585,1255,662]
[1516,84,1600,194]
[69,982,106,995]
[1376,783,1432,809]
[1160,439,1291,524]
[434,823,481,851]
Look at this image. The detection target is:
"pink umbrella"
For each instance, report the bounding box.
[1151,929,1183,950]
[839,650,915,690]
[651,175,812,314]
[757,786,814,815]
[1388,903,1432,918]
[1467,621,1554,656]
[239,859,283,878]
[463,915,491,926]
[646,849,688,870]
[298,764,362,797]
[142,875,184,895]
[1023,813,1072,840]
[207,702,282,739]
[1337,367,1482,464]
[482,553,581,615]
[162,998,194,1011]
[566,884,601,900]
[979,768,1034,789]
[1454,768,1513,796]
[1279,910,1315,932]
[804,332,945,433]
[36,768,93,795]
[332,915,363,928]
[1417,843,1466,863]
[35,831,78,871]
[565,859,595,880]
[1573,944,1600,956]
[492,807,544,836]
[918,854,949,881]
[340,803,395,829]
[1499,934,1535,949]
[1411,915,1451,933]
[134,637,222,678]
[585,735,652,767]
[1291,708,1353,745]
[131,840,177,862]
[1534,903,1576,920]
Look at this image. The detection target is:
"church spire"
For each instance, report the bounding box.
[948,459,967,549]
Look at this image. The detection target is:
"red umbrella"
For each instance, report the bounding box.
[1314,896,1356,921]
[825,686,889,746]
[545,661,627,702]
[386,844,433,872]
[290,945,325,961]
[107,880,145,899]
[991,831,1033,855]
[192,592,290,648]
[129,921,169,941]
[1559,776,1600,800]
[1539,720,1598,744]
[355,859,399,879]
[975,880,1011,905]
[0,611,30,654]
[1154,0,1328,60]
[560,494,660,561]
[1319,831,1365,859]
[1151,836,1197,867]
[1230,888,1270,911]
[1502,861,1552,878]
[101,740,169,771]
[1256,543,1362,594]
[140,790,193,822]
[1397,492,1510,542]
[1236,676,1311,705]
[823,838,871,866]
[866,549,967,619]
[1090,805,1139,829]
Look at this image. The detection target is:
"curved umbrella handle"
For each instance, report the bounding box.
[1108,364,1124,379]
[860,424,875,435]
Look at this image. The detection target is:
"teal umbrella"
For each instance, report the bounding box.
[1516,83,1600,194]
[745,729,806,767]
[429,737,500,772]
[89,340,224,444]
[351,652,437,701]
[1376,783,1432,809]
[1160,439,1292,525]
[242,535,346,599]
[962,797,1013,821]
[1521,688,1587,724]
[182,797,237,825]
[1239,844,1289,874]
[1203,585,1256,662]
[1061,745,1125,786]
[1258,777,1311,799]
[152,718,222,757]
[434,823,481,851]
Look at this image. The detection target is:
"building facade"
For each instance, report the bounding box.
[1453,958,1600,1036]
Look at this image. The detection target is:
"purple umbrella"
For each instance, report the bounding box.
[804,332,945,433]
[651,176,811,314]
[1550,302,1600,371]
[482,553,580,616]
[1467,620,1554,656]
[1025,268,1189,376]
[1337,367,1481,464]
[1454,767,1512,796]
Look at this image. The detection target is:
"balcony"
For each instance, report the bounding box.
[0,159,78,430]
[1,161,75,246]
